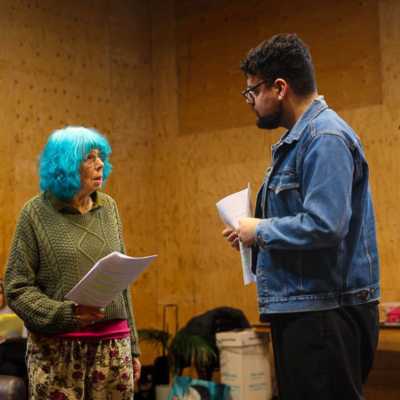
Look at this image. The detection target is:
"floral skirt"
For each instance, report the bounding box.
[27,333,134,400]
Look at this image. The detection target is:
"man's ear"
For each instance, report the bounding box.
[274,78,288,100]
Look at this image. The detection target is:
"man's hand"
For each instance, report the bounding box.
[222,227,240,251]
[74,304,105,327]
[133,357,141,382]
[238,217,261,247]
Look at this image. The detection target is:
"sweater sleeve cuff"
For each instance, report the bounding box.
[63,301,80,330]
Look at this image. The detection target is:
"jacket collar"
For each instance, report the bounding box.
[274,95,328,149]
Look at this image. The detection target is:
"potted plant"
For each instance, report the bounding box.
[138,328,217,379]
[138,306,250,398]
[138,328,171,385]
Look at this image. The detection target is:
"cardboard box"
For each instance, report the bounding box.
[216,329,272,400]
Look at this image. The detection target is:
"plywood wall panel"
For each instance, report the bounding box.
[150,0,179,143]
[379,0,400,106]
[176,0,381,135]
[2,1,400,368]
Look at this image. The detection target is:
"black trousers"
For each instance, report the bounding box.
[269,302,379,400]
[0,338,27,379]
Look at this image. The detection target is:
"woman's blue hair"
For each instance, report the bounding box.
[39,126,112,200]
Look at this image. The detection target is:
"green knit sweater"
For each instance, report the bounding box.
[4,191,140,356]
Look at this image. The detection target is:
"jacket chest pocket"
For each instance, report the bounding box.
[267,170,302,216]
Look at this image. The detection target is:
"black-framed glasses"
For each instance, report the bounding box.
[241,79,268,103]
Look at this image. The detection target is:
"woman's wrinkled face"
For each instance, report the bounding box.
[80,149,104,195]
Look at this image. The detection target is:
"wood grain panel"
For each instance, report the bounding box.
[176,0,381,135]
[2,2,400,383]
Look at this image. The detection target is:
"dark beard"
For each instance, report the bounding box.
[256,104,282,130]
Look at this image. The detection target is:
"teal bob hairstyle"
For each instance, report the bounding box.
[39,126,112,200]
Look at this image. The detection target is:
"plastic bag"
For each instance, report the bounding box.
[167,376,231,400]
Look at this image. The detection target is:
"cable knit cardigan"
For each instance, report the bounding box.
[5,191,140,356]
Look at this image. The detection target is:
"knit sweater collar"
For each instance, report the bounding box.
[45,191,103,214]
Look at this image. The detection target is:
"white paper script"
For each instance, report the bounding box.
[216,184,256,285]
[65,251,157,307]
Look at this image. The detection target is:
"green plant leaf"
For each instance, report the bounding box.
[169,331,217,374]
[138,329,171,356]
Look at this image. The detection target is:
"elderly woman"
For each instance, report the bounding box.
[5,126,141,399]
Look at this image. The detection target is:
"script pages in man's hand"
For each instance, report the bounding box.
[216,184,256,285]
[65,251,157,307]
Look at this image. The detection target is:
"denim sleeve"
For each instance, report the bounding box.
[255,133,354,249]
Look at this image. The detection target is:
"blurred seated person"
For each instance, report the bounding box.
[0,279,27,381]
[170,307,250,379]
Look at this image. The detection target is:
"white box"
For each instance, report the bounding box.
[216,329,272,400]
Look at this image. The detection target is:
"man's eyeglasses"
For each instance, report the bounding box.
[241,80,268,103]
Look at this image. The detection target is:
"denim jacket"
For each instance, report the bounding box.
[254,96,380,315]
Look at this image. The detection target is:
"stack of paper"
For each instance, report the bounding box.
[216,184,256,285]
[65,251,157,307]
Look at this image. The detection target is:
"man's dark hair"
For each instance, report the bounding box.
[240,33,317,97]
